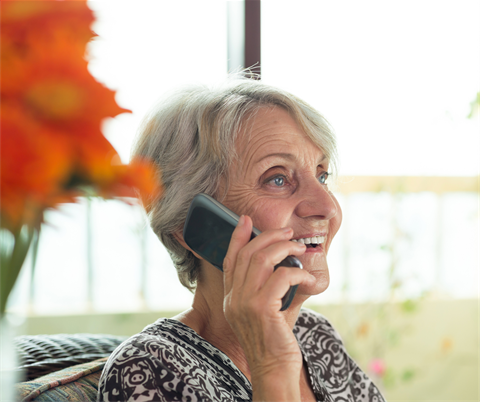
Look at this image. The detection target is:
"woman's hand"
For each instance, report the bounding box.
[222,215,315,400]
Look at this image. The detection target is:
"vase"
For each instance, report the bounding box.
[0,315,21,402]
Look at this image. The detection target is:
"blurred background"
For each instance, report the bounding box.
[7,1,479,400]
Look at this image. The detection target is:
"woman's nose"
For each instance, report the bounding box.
[294,178,338,221]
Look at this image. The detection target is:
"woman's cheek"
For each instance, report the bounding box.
[332,195,343,234]
[327,195,342,251]
[250,200,291,231]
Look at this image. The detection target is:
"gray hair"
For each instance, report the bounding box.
[132,77,337,291]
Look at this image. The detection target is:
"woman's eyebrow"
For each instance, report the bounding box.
[254,152,327,165]
[254,153,295,165]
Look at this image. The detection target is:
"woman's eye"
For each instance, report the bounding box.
[318,172,329,185]
[272,176,285,187]
[265,175,287,188]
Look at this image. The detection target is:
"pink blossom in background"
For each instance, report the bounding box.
[369,358,386,377]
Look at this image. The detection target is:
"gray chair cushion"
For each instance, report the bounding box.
[14,333,127,380]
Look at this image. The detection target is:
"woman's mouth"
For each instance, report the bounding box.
[291,236,326,252]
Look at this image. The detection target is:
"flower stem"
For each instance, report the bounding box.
[0,226,36,316]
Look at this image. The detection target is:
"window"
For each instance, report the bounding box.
[9,0,479,315]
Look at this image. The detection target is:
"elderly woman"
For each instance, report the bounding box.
[98,79,385,402]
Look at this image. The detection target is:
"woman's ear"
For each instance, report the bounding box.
[173,231,203,260]
[173,230,188,249]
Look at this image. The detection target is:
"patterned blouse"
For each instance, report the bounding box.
[97,309,385,402]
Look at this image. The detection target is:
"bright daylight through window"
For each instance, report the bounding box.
[9,0,479,316]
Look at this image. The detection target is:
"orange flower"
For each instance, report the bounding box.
[97,159,163,206]
[8,54,131,184]
[0,0,94,57]
[0,0,160,232]
[1,1,94,94]
[1,21,129,127]
[0,0,161,316]
[0,104,75,230]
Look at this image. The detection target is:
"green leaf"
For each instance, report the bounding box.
[401,368,415,382]
[401,299,418,313]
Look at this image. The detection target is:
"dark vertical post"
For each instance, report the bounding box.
[244,0,261,78]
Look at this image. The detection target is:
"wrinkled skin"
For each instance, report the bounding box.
[176,106,342,401]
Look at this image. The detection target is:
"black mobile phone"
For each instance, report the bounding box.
[183,193,301,311]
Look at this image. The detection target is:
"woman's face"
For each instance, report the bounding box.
[222,106,342,296]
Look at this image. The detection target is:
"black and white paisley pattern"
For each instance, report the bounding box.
[98,309,385,402]
[294,310,385,402]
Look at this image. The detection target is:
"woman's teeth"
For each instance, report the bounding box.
[291,236,325,245]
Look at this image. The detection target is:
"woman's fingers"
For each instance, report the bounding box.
[224,216,312,312]
[260,266,315,307]
[234,228,299,289]
[223,216,300,294]
[242,240,306,291]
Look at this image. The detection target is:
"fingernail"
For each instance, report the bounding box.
[282,227,292,233]
[237,215,245,227]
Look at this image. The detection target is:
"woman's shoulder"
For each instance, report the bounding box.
[105,317,221,360]
[97,320,169,397]
[104,318,187,362]
[98,318,202,401]
[103,317,248,376]
[98,318,252,402]
[101,317,213,379]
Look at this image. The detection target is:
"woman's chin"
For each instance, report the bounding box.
[297,266,330,297]
[295,254,330,296]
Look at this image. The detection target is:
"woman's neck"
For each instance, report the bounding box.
[173,289,252,379]
[172,274,306,382]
